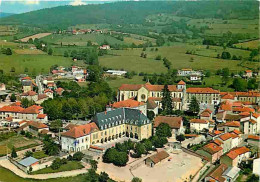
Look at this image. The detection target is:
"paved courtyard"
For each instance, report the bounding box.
[132,151,204,182]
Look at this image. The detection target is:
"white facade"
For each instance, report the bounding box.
[190,122,209,132]
[106,70,127,76]
[253,158,260,176]
[61,135,91,152]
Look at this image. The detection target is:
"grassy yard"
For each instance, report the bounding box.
[0,166,91,182]
[99,45,257,74]
[31,161,84,175]
[32,151,48,159]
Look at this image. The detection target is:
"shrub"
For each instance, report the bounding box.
[72,152,84,161]
[25,151,33,157]
[51,158,61,170]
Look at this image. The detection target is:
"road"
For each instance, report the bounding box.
[0,159,89,179]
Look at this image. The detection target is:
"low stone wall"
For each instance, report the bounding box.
[8,156,28,173]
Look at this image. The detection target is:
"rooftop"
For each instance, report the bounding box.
[19,157,39,167]
[190,119,208,124]
[154,116,182,129]
[111,99,144,108]
[147,150,169,164]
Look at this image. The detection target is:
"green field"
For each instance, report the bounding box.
[40,34,124,46]
[106,76,145,90]
[32,161,84,174]
[32,151,48,159]
[0,54,72,74]
[0,166,92,182]
[235,39,259,49]
[99,44,257,74]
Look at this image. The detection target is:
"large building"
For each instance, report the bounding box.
[186,87,220,105]
[118,81,186,111]
[61,108,152,152]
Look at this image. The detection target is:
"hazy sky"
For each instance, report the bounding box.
[0,0,116,14]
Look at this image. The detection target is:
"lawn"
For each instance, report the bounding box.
[99,45,257,74]
[0,54,72,74]
[32,151,48,159]
[31,161,84,174]
[0,166,91,182]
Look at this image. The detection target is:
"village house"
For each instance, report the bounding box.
[0,83,6,91]
[247,135,260,147]
[208,130,223,140]
[240,116,257,134]
[99,45,110,50]
[217,133,233,153]
[220,146,250,167]
[189,119,209,132]
[27,120,49,135]
[223,121,240,133]
[205,163,240,182]
[147,98,159,115]
[21,91,38,101]
[177,68,192,76]
[244,70,252,78]
[106,99,147,116]
[220,91,260,105]
[190,74,201,82]
[106,70,127,76]
[153,116,184,137]
[118,81,185,111]
[200,108,213,120]
[145,150,169,167]
[196,142,223,163]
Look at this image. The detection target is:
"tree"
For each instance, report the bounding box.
[24,67,29,73]
[50,120,62,132]
[147,111,155,121]
[247,78,258,90]
[221,51,231,59]
[10,93,16,102]
[90,160,98,171]
[176,134,185,143]
[25,151,33,157]
[161,85,173,115]
[99,171,109,182]
[51,158,61,170]
[6,48,12,55]
[232,78,247,91]
[135,143,146,156]
[48,48,53,55]
[156,123,172,138]
[64,51,69,57]
[11,147,17,158]
[132,177,142,182]
[43,135,59,156]
[189,96,200,114]
[113,151,128,166]
[73,152,84,161]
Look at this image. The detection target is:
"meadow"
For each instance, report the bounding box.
[99,44,257,74]
[235,39,259,49]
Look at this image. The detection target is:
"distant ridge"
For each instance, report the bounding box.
[0,12,15,18]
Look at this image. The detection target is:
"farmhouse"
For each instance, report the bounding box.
[145,150,169,167]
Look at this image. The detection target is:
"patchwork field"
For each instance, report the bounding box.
[235,39,259,49]
[19,33,52,42]
[99,44,257,73]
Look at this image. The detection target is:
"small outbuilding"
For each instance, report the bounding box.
[19,156,39,170]
[145,151,169,167]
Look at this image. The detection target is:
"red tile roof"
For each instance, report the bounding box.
[178,80,186,85]
[154,116,182,129]
[22,105,42,114]
[239,112,250,116]
[203,143,223,154]
[44,89,53,93]
[220,101,232,111]
[206,164,227,182]
[61,122,99,138]
[253,113,260,118]
[111,99,144,108]
[147,151,169,164]
[90,145,104,151]
[200,108,212,117]
[21,77,32,80]
[211,139,223,146]
[226,146,250,160]
[219,133,232,141]
[0,106,24,113]
[119,83,181,92]
[233,107,255,113]
[248,135,260,141]
[220,91,260,97]
[229,133,239,139]
[28,121,48,129]
[190,119,208,124]
[245,70,252,73]
[10,102,21,106]
[224,121,240,127]
[231,129,241,135]
[37,114,47,119]
[221,93,234,99]
[186,87,219,94]
[22,91,37,96]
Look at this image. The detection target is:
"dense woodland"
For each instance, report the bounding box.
[1,1,258,29]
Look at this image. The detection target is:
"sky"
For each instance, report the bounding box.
[0,0,117,14]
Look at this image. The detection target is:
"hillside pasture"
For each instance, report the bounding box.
[99,45,258,74]
[14,49,46,55]
[234,39,259,49]
[19,33,52,42]
[0,54,72,74]
[40,33,124,46]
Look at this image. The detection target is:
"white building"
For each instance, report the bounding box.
[61,122,99,152]
[253,158,260,176]
[106,70,127,76]
[190,119,209,132]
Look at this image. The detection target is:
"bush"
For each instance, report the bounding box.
[25,151,33,157]
[51,158,61,170]
[67,155,73,161]
[72,152,84,161]
[61,158,68,165]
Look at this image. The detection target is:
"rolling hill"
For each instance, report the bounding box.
[0,1,258,29]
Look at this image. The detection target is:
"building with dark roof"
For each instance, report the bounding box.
[154,116,184,136]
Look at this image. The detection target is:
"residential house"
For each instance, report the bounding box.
[244,70,252,78]
[177,68,192,76]
[190,75,201,81]
[153,116,184,137]
[0,83,6,91]
[27,120,49,135]
[247,135,260,147]
[253,158,260,176]
[205,164,240,182]
[218,133,233,154]
[196,143,223,163]
[21,91,38,102]
[190,119,209,132]
[220,147,250,167]
[223,121,240,133]
[106,70,127,76]
[99,45,110,50]
[145,150,169,167]
[200,108,213,120]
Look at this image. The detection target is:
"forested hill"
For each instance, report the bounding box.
[1,1,258,29]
